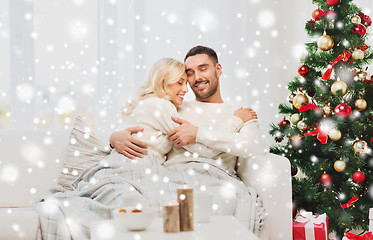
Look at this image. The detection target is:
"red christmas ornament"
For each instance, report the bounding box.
[312,9,323,21]
[320,173,332,187]
[351,24,367,38]
[335,103,352,117]
[359,12,372,26]
[279,119,290,129]
[352,170,365,184]
[298,65,310,77]
[326,0,339,6]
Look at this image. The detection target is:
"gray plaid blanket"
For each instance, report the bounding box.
[36,150,266,239]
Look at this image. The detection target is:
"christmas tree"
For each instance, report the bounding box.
[269,0,373,238]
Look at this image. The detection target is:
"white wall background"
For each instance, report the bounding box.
[0,0,372,145]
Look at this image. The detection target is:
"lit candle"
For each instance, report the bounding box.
[162,203,180,233]
[177,186,194,231]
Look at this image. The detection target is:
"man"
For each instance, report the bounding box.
[110,45,266,176]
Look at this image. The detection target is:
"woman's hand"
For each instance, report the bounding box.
[234,107,258,123]
[109,127,148,159]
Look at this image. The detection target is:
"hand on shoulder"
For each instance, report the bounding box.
[234,107,258,122]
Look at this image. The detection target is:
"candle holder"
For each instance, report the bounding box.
[177,186,194,231]
[162,203,180,233]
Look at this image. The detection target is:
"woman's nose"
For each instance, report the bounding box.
[182,83,188,92]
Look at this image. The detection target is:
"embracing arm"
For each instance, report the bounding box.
[196,119,267,158]
[109,127,148,159]
[168,106,265,158]
[134,98,222,159]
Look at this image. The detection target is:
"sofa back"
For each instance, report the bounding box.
[0,129,70,207]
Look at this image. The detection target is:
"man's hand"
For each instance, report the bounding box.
[234,107,258,123]
[109,127,148,159]
[167,116,198,147]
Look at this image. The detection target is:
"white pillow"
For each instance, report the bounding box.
[57,115,111,191]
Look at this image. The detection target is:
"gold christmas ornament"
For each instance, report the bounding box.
[353,140,368,154]
[297,121,308,130]
[351,15,362,24]
[292,94,309,109]
[329,129,342,141]
[355,98,367,111]
[291,113,302,124]
[331,80,348,96]
[317,33,334,51]
[352,49,365,60]
[334,160,346,172]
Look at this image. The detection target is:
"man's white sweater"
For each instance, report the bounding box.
[164,100,267,175]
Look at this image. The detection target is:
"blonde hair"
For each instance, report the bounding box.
[122,58,185,115]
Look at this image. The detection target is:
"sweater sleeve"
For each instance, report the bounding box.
[195,119,267,158]
[134,98,222,159]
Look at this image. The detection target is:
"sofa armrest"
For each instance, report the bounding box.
[0,208,39,240]
[236,153,293,240]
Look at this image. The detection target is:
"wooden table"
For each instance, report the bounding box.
[91,216,260,240]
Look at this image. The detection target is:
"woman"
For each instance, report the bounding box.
[117,58,222,167]
[36,58,249,239]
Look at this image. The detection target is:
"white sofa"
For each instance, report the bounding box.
[0,128,292,239]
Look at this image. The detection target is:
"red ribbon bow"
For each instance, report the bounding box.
[315,10,336,21]
[299,103,321,112]
[341,196,359,209]
[304,126,331,144]
[322,51,352,80]
[346,232,373,240]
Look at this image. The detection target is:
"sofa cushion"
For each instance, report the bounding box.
[57,116,111,191]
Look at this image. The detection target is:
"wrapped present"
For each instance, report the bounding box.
[293,212,329,240]
[369,208,373,232]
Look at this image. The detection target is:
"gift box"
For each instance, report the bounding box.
[293,212,329,240]
[369,208,373,232]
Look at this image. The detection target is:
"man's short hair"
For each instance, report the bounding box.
[184,45,219,64]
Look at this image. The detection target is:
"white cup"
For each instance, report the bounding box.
[194,192,213,223]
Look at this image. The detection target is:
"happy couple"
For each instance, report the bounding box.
[110,45,266,172]
[36,45,267,240]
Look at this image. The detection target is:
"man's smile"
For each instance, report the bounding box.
[195,80,209,90]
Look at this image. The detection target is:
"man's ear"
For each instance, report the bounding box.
[216,63,223,78]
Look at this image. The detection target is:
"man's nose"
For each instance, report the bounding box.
[194,71,202,80]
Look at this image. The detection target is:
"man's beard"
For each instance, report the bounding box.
[192,73,219,99]
[193,82,218,99]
